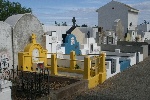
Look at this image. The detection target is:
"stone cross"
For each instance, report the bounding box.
[72,17,76,26]
[87,31,90,38]
[31,34,36,43]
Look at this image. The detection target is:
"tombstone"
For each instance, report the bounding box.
[0,79,12,100]
[104,30,116,44]
[62,26,76,43]
[64,34,80,55]
[43,31,65,58]
[80,37,101,55]
[96,27,105,44]
[0,21,13,79]
[71,27,85,44]
[96,32,100,44]
[5,13,44,68]
[113,19,124,40]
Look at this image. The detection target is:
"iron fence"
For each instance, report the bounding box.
[12,67,50,100]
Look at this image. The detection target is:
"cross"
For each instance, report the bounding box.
[72,17,76,26]
[87,31,90,38]
[31,34,37,43]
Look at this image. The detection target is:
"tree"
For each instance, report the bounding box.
[55,21,67,26]
[81,24,88,27]
[62,22,67,26]
[0,0,32,21]
[140,20,150,25]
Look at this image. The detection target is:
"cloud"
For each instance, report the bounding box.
[33,0,150,26]
[84,0,109,4]
[129,1,150,24]
[129,1,150,10]
[33,7,98,26]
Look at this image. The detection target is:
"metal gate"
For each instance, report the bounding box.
[12,68,50,100]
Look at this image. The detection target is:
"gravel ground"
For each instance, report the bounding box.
[65,56,150,100]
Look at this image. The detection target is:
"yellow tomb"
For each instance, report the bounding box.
[18,34,47,71]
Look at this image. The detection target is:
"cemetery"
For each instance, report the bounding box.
[0,0,150,100]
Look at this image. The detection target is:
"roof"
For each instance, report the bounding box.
[5,13,31,27]
[66,26,76,34]
[96,1,139,12]
[78,27,93,34]
[78,27,94,38]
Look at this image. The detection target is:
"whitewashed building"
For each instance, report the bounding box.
[138,24,150,32]
[138,24,150,41]
[96,0,139,35]
[42,25,71,41]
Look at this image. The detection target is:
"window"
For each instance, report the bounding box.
[133,32,134,35]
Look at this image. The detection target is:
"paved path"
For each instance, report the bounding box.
[66,56,150,100]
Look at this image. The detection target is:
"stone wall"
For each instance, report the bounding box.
[0,22,13,72]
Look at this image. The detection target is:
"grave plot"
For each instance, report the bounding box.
[14,33,106,100]
[11,68,87,100]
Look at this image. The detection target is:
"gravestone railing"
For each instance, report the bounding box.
[48,51,106,89]
[12,68,50,99]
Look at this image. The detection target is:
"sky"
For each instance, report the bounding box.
[9,0,150,26]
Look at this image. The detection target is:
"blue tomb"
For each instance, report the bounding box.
[106,58,131,73]
[62,34,80,55]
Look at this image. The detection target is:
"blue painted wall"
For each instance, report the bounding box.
[63,34,80,55]
[119,60,130,71]
[106,58,131,73]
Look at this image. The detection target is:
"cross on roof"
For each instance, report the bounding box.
[31,34,37,43]
[72,17,76,26]
[87,31,90,38]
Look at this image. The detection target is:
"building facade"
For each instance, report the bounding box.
[96,1,139,35]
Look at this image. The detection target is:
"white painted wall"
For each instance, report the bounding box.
[138,24,150,32]
[128,11,138,30]
[43,32,65,58]
[80,38,101,55]
[142,32,150,40]
[105,57,120,79]
[98,1,128,34]
[42,25,71,41]
[136,52,143,63]
[92,28,98,38]
[105,61,112,79]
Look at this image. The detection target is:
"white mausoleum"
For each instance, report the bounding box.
[96,0,139,34]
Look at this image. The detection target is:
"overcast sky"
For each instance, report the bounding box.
[9,0,150,26]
